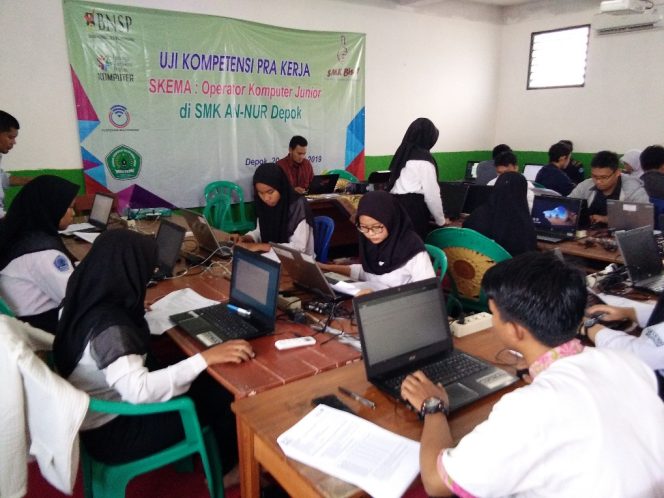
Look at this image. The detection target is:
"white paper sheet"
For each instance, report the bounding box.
[277,404,420,498]
[72,231,100,244]
[331,279,388,296]
[145,288,220,335]
[59,222,95,235]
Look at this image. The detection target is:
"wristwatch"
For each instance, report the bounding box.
[420,396,449,418]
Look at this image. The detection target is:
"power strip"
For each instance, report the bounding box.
[278,294,302,311]
[450,312,493,337]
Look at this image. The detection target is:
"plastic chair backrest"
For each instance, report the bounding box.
[650,197,664,230]
[83,396,223,498]
[425,227,511,313]
[326,169,359,183]
[0,297,14,316]
[203,181,254,233]
[424,244,448,285]
[313,216,335,262]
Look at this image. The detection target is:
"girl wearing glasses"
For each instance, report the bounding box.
[320,191,435,289]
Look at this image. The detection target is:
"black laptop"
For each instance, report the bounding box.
[607,200,654,231]
[169,246,281,346]
[464,161,480,182]
[307,174,339,195]
[615,226,664,294]
[439,182,469,220]
[354,279,517,412]
[153,219,186,280]
[531,195,583,243]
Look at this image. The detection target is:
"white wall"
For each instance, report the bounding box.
[497,1,664,154]
[0,0,501,172]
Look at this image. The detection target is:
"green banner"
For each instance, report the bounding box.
[62,0,365,209]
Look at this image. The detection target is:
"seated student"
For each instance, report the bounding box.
[235,162,315,256]
[319,190,435,288]
[0,175,78,333]
[534,142,575,196]
[401,252,664,497]
[388,117,446,240]
[0,110,33,218]
[621,148,643,176]
[475,143,511,186]
[486,151,534,209]
[277,135,314,194]
[640,145,664,199]
[53,230,254,479]
[464,172,537,256]
[559,139,585,185]
[569,150,649,225]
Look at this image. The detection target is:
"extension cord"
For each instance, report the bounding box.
[450,312,493,337]
[278,294,302,311]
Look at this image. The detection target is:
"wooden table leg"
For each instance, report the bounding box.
[236,416,261,498]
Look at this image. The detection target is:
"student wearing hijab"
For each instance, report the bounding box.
[235,162,314,255]
[388,118,446,240]
[621,149,643,176]
[463,172,537,256]
[0,175,78,333]
[53,230,254,474]
[320,191,435,288]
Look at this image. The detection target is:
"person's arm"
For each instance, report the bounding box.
[318,262,352,277]
[420,163,446,225]
[29,250,74,304]
[282,219,313,255]
[557,170,575,196]
[404,251,436,282]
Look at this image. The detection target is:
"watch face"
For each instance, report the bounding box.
[421,397,444,415]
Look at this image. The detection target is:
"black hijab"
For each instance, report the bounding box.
[0,175,79,269]
[387,118,440,190]
[357,191,425,275]
[253,162,313,243]
[463,172,537,256]
[54,229,157,378]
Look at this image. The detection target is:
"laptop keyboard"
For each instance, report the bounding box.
[383,350,488,392]
[536,231,570,243]
[171,304,260,345]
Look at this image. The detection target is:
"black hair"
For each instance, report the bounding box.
[548,142,571,163]
[288,135,308,149]
[482,252,586,348]
[0,111,20,133]
[640,145,664,172]
[559,139,574,152]
[494,151,517,168]
[590,150,620,171]
[492,144,512,159]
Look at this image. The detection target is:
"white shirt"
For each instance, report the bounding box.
[0,155,9,218]
[0,249,73,317]
[390,160,445,225]
[69,342,207,430]
[349,250,435,288]
[246,218,315,257]
[441,348,664,497]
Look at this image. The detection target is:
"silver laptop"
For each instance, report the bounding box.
[74,192,115,232]
[354,279,517,412]
[615,226,664,294]
[607,200,654,231]
[181,209,232,255]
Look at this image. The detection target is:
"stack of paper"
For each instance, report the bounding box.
[145,288,219,335]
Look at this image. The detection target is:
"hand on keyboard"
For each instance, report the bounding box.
[400,370,450,415]
[201,339,255,365]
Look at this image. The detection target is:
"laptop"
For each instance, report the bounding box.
[153,219,186,280]
[531,195,583,243]
[180,209,232,255]
[615,226,664,294]
[439,182,469,220]
[464,161,480,182]
[607,200,654,231]
[354,279,517,412]
[523,164,545,182]
[307,174,339,195]
[74,192,115,232]
[462,184,493,215]
[169,246,281,346]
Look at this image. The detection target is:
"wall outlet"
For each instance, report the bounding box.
[450,312,493,337]
[278,294,302,311]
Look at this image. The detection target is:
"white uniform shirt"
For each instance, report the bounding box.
[440,348,664,497]
[390,160,446,225]
[0,249,73,317]
[69,342,208,430]
[349,250,435,288]
[246,219,315,257]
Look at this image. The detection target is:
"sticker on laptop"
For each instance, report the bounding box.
[476,370,515,390]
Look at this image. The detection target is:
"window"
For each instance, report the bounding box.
[527,25,590,90]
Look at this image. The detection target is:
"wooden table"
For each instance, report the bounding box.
[232,328,520,498]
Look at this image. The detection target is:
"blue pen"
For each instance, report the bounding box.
[227,304,251,318]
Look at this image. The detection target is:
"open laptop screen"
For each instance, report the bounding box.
[155,219,186,277]
[89,192,114,228]
[465,161,479,180]
[523,164,544,182]
[531,195,582,234]
[615,226,662,283]
[355,279,452,377]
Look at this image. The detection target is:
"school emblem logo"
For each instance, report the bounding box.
[105,145,141,180]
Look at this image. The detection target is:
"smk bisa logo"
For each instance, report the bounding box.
[106,145,141,180]
[83,11,133,32]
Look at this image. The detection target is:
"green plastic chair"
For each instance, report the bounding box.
[424,244,448,285]
[0,297,14,316]
[426,227,511,314]
[326,169,359,183]
[82,397,224,498]
[203,181,255,233]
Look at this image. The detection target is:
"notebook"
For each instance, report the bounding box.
[439,182,468,220]
[180,209,232,255]
[531,195,583,243]
[353,279,517,412]
[464,160,480,182]
[523,164,544,182]
[307,174,339,195]
[462,184,493,215]
[169,246,281,345]
[72,192,115,233]
[607,200,654,231]
[153,219,186,280]
[615,226,664,294]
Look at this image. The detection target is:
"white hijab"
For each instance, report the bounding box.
[621,149,643,176]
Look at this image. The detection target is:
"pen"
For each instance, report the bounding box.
[338,386,376,409]
[227,304,251,318]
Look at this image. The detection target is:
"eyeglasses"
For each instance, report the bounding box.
[591,172,617,182]
[356,224,385,235]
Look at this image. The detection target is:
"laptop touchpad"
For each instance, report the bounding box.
[447,383,478,409]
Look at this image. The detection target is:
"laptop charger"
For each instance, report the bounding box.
[450,312,493,337]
